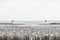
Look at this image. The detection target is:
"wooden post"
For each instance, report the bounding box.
[12,20,14,25]
[45,20,47,25]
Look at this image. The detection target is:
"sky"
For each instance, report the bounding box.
[0,0,60,21]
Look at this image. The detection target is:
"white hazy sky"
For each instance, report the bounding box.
[0,0,60,21]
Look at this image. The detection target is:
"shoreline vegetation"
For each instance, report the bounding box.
[0,35,60,40]
[0,21,60,40]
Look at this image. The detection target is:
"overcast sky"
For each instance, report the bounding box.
[0,0,60,21]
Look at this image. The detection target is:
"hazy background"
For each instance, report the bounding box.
[0,0,60,21]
